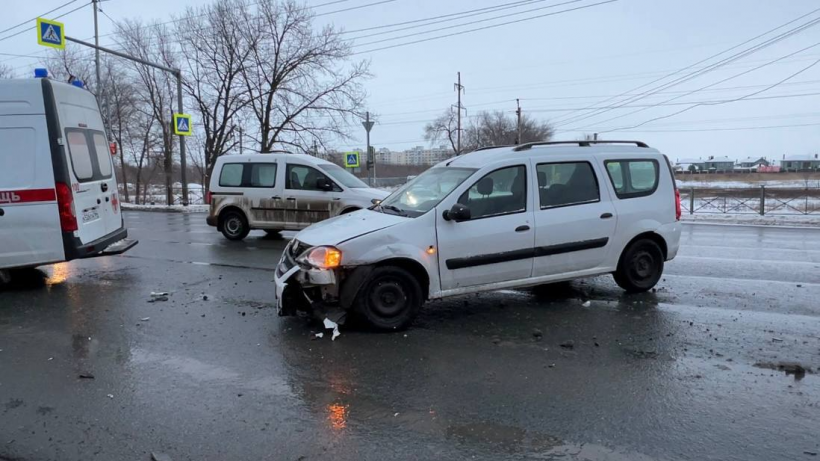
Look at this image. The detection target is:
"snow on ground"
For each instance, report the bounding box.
[676,179,820,189]
[122,203,209,213]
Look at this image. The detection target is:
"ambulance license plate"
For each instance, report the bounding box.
[83,209,100,223]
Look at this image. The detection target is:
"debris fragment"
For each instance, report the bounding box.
[772,338,784,342]
[314,333,324,339]
[532,329,543,339]
[148,292,169,303]
[581,301,591,307]
[151,452,173,461]
[106,394,114,399]
[140,317,150,322]
[393,412,399,417]
[202,295,209,301]
[559,340,575,350]
[78,374,95,380]
[323,317,341,341]
[754,361,813,380]
[47,357,53,361]
[491,337,501,345]
[804,451,817,456]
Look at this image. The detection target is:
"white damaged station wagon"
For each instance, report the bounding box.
[274,141,682,330]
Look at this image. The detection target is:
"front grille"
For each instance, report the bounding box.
[289,240,311,258]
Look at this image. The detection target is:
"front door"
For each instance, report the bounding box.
[284,163,342,228]
[531,159,617,277]
[436,163,535,291]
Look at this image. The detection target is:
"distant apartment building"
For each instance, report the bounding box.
[780,154,820,172]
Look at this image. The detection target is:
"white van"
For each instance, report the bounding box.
[0,73,136,280]
[207,153,389,240]
[274,141,682,330]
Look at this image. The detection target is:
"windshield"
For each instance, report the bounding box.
[320,163,369,188]
[379,167,476,217]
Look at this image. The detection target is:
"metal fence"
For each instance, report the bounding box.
[118,185,206,206]
[681,186,820,215]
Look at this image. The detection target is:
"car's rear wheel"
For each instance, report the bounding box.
[613,239,664,293]
[220,210,250,241]
[354,266,423,331]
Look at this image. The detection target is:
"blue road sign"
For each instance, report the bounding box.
[344,152,360,168]
[37,18,65,50]
[173,113,193,136]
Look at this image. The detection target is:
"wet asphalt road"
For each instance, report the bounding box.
[1,212,820,461]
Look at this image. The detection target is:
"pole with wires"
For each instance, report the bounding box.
[515,98,522,144]
[92,0,103,128]
[454,72,464,154]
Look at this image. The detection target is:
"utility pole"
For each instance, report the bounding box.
[515,98,522,145]
[362,111,375,186]
[238,125,243,155]
[593,132,599,140]
[92,0,103,130]
[66,36,188,206]
[454,72,464,154]
[313,139,319,158]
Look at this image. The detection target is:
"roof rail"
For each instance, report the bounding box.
[512,140,649,151]
[470,144,514,152]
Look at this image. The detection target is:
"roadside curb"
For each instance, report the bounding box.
[681,214,820,228]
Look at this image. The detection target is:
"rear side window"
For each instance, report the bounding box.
[66,130,94,181]
[605,159,659,199]
[250,164,277,187]
[219,164,244,187]
[536,162,599,209]
[92,133,113,177]
[457,165,527,219]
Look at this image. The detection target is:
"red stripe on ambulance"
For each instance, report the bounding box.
[0,188,57,204]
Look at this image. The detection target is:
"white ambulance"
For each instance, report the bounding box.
[0,71,136,281]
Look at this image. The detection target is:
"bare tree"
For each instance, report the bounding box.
[101,58,138,202]
[177,0,255,192]
[464,110,554,151]
[117,20,179,205]
[125,109,160,204]
[241,0,369,153]
[41,46,97,92]
[423,109,459,154]
[0,63,14,79]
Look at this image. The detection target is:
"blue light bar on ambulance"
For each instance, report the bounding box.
[72,79,84,88]
[34,68,48,78]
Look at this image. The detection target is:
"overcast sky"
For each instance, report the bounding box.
[3,0,820,161]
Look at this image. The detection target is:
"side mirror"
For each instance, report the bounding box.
[316,177,333,192]
[442,203,471,222]
[371,198,382,205]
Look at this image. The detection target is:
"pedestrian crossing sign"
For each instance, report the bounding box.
[344,152,360,168]
[173,113,193,136]
[37,18,65,50]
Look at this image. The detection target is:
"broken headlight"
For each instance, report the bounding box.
[296,246,342,270]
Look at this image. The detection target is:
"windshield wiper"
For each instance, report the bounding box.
[380,204,407,216]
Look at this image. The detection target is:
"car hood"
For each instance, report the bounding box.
[349,187,390,201]
[295,209,408,246]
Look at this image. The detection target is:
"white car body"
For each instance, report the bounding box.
[207,153,389,239]
[0,75,135,274]
[275,141,682,328]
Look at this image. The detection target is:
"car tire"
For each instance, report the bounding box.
[353,266,423,331]
[220,210,250,241]
[613,239,664,293]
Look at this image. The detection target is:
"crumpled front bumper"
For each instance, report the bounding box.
[273,241,339,316]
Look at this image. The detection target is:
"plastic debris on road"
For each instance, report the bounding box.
[582,300,591,307]
[323,317,341,341]
[315,332,324,339]
[149,292,169,303]
[140,317,150,321]
[151,452,173,461]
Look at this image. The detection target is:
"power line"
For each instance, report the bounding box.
[346,0,561,40]
[353,0,584,48]
[351,0,618,55]
[615,122,820,133]
[0,0,79,36]
[0,1,90,44]
[551,5,820,127]
[315,0,399,17]
[578,42,820,133]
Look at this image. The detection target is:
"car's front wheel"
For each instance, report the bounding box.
[354,266,423,331]
[220,210,250,241]
[613,239,664,293]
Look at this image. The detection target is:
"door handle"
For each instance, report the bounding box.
[600,213,613,219]
[332,197,341,201]
[271,196,281,200]
[515,225,530,232]
[286,197,296,201]
[101,183,108,192]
